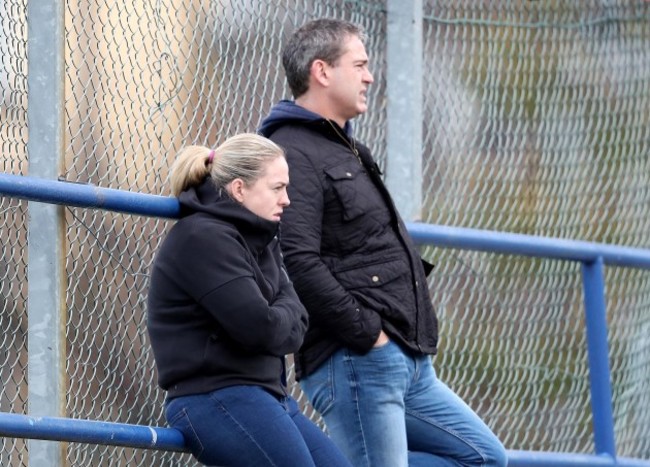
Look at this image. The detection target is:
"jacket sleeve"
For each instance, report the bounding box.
[199,271,308,357]
[279,145,382,353]
[164,225,308,357]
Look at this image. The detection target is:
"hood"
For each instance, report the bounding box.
[258,99,353,138]
[178,177,279,252]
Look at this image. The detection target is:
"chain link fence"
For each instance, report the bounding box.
[1,0,650,465]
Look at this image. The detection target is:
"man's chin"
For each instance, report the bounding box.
[356,105,368,116]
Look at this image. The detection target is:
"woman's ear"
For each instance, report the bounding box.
[228,178,246,203]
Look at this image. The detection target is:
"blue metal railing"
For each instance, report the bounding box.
[0,413,186,452]
[406,222,650,464]
[1,172,649,466]
[0,173,181,218]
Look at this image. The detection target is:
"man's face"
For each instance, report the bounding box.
[326,35,374,122]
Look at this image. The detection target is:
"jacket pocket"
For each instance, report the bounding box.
[334,259,413,329]
[324,163,368,221]
[334,258,408,290]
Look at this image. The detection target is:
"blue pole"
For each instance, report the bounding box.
[0,413,187,452]
[0,173,180,219]
[581,257,617,458]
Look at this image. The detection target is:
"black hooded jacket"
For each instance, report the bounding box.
[259,100,438,379]
[147,177,308,398]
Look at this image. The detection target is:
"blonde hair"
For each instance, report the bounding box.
[169,133,285,197]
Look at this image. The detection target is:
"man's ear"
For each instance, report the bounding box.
[310,59,330,87]
[228,178,245,203]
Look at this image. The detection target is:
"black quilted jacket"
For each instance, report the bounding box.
[259,101,438,379]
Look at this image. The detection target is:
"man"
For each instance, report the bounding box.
[259,18,507,467]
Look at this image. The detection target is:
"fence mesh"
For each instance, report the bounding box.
[1,0,650,465]
[421,0,650,458]
[0,0,29,465]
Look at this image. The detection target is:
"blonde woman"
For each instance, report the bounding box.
[147,133,351,466]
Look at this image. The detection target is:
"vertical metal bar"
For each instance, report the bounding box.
[26,0,67,465]
[385,0,423,221]
[581,257,617,459]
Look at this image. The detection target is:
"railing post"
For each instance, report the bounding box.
[26,0,67,465]
[581,256,617,459]
[386,0,423,221]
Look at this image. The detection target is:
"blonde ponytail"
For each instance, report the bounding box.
[169,134,284,197]
[169,145,213,197]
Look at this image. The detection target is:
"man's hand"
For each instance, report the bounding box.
[373,330,389,347]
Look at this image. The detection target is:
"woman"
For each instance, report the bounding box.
[147,133,351,467]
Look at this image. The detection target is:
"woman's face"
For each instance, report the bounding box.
[235,156,290,222]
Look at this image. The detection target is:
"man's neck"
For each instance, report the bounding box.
[295,95,346,128]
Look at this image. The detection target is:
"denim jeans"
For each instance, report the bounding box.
[300,341,508,467]
[165,385,352,467]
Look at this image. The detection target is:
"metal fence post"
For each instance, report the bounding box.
[386,0,423,220]
[581,257,617,460]
[26,0,67,465]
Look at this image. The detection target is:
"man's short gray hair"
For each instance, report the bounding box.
[282,18,366,99]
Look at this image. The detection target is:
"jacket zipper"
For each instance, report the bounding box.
[327,120,363,166]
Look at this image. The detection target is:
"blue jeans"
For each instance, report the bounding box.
[165,385,352,467]
[301,341,508,467]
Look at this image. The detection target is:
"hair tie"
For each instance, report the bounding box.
[208,149,215,164]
